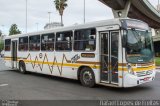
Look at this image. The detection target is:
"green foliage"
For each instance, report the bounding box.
[54,0,68,26]
[155,57,160,66]
[9,24,21,36]
[0,39,4,51]
[0,30,2,37]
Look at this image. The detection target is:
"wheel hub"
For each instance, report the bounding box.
[83,71,92,84]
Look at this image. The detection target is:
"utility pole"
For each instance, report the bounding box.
[158,0,160,12]
[36,23,39,31]
[84,0,86,24]
[48,12,51,29]
[48,12,52,24]
[26,0,28,33]
[1,25,4,35]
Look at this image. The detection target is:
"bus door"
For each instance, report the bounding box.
[11,40,18,69]
[100,31,119,84]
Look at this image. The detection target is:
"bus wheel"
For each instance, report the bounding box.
[80,67,95,87]
[19,61,26,74]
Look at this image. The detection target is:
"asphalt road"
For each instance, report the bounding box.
[0,58,160,101]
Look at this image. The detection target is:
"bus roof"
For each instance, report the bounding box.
[4,18,146,39]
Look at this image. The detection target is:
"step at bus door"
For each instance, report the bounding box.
[100,31,119,84]
[11,40,18,69]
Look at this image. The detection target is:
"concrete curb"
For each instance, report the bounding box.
[156,71,160,73]
[156,66,160,73]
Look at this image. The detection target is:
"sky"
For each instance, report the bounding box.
[0,0,159,35]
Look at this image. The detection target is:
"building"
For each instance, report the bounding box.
[44,22,62,29]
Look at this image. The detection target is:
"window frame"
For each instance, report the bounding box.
[18,36,29,51]
[55,30,73,51]
[41,33,55,52]
[29,35,41,51]
[5,39,11,51]
[73,28,96,52]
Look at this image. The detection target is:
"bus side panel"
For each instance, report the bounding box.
[4,51,12,68]
[17,50,100,82]
[52,51,100,81]
[54,52,77,79]
[18,51,29,71]
[18,51,40,72]
[38,52,60,76]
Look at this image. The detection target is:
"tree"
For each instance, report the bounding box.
[9,24,21,35]
[0,30,2,37]
[54,0,68,26]
[0,30,3,51]
[0,39,4,51]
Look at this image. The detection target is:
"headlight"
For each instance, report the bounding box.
[127,64,134,75]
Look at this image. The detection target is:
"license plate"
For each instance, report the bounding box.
[140,77,151,82]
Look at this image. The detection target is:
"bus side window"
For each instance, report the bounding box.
[55,31,73,51]
[19,36,28,51]
[41,33,55,51]
[5,39,11,51]
[29,35,40,51]
[74,28,96,51]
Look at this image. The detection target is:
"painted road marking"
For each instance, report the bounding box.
[0,84,8,87]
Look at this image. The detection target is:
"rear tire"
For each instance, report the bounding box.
[19,61,26,74]
[80,67,95,87]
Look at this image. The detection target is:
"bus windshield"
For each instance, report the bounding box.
[126,29,154,63]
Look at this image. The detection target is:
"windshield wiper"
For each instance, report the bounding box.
[131,28,141,41]
[130,29,141,47]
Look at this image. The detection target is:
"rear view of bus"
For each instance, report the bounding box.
[99,19,156,88]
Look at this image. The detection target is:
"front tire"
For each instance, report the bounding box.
[19,61,26,74]
[80,67,95,87]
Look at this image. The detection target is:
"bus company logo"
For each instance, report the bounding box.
[39,53,43,58]
[71,54,80,63]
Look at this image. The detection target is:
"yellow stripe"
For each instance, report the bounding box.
[24,60,156,71]
[5,58,155,71]
[132,66,155,72]
[4,58,11,60]
[24,60,100,69]
[118,66,155,72]
[4,58,100,69]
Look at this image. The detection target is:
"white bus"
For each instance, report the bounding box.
[4,18,156,88]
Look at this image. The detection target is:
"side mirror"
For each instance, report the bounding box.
[122,29,128,47]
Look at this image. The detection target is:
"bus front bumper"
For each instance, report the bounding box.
[123,70,156,88]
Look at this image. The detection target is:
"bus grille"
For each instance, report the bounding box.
[136,70,153,77]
